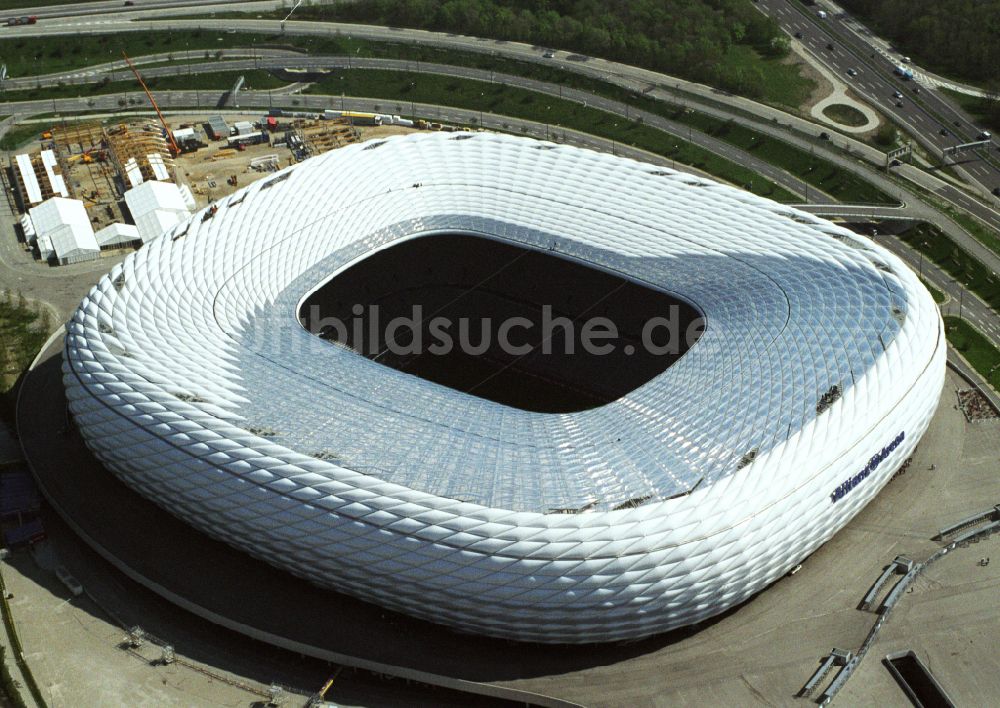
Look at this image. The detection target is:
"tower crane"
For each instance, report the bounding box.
[121,50,180,156]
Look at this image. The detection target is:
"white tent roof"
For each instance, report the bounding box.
[147,153,170,181]
[15,153,43,205]
[94,222,140,248]
[124,180,191,243]
[19,213,36,239]
[40,150,68,197]
[28,197,98,261]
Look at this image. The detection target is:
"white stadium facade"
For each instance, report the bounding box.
[63,132,945,644]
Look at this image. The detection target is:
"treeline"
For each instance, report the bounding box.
[294,0,790,98]
[838,0,1000,85]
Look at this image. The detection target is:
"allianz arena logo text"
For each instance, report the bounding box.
[830,431,905,503]
[304,304,706,358]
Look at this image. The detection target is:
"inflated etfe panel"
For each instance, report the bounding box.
[64,133,944,643]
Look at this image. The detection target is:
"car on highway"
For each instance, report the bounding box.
[893,90,903,99]
[978,131,992,141]
[826,42,835,51]
[939,128,949,136]
[992,187,1000,196]
[819,132,830,140]
[847,68,858,77]
[895,100,904,107]
[889,159,902,167]
[542,50,555,59]
[794,31,803,39]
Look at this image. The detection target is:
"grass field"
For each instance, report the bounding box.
[3,30,892,204]
[899,223,1000,312]
[0,0,98,8]
[0,30,275,77]
[0,122,44,150]
[196,9,815,108]
[0,292,50,428]
[821,103,869,128]
[306,69,797,202]
[939,88,999,133]
[2,69,288,102]
[944,316,1000,391]
[920,278,946,304]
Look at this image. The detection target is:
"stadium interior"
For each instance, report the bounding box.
[299,233,702,412]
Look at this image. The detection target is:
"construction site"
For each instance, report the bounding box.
[2,53,437,266]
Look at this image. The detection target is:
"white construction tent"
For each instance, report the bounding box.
[94,223,141,249]
[28,197,100,264]
[13,149,69,208]
[124,180,192,243]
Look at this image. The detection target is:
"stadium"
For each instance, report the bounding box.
[63,132,945,644]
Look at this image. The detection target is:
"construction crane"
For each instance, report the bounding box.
[121,50,180,156]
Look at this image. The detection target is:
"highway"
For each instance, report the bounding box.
[0,6,996,355]
[756,0,1000,194]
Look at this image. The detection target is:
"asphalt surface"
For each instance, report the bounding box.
[756,0,1000,193]
[18,336,1000,705]
[3,48,996,342]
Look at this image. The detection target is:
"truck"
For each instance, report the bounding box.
[6,15,38,25]
[894,65,914,80]
[323,109,382,126]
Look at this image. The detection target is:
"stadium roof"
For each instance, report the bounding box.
[63,132,943,643]
[69,133,916,513]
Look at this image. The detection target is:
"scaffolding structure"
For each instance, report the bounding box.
[105,123,176,188]
[9,150,69,210]
[50,121,104,155]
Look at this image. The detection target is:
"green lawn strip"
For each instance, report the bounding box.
[0,122,43,150]
[821,103,868,128]
[0,30,276,77]
[943,316,1000,392]
[305,69,796,202]
[918,193,1000,257]
[898,223,1000,312]
[939,87,1000,133]
[187,8,814,108]
[0,291,49,432]
[4,31,892,203]
[2,69,288,102]
[0,0,99,9]
[920,278,946,304]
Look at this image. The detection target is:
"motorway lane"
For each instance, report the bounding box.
[4,0,271,20]
[3,55,831,202]
[2,23,998,269]
[1,13,997,349]
[2,85,996,347]
[756,0,1000,193]
[10,11,997,232]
